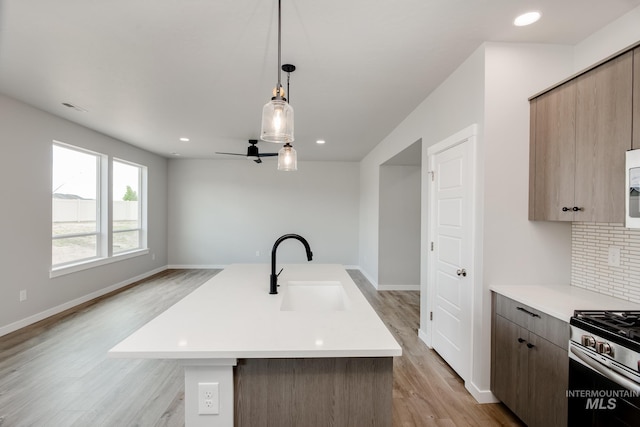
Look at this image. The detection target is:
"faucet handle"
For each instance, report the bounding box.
[277,267,283,277]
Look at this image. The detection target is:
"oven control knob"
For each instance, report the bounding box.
[581,335,596,347]
[596,341,612,356]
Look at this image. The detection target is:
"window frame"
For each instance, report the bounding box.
[51,142,105,267]
[111,158,148,255]
[50,141,149,278]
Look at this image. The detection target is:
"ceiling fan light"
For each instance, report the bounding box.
[277,143,297,171]
[261,98,294,143]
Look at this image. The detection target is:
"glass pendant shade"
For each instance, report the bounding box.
[277,143,297,171]
[261,98,294,143]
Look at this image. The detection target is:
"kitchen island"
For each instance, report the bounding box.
[109,264,401,427]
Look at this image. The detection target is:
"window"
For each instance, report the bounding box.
[112,159,146,254]
[52,142,148,273]
[52,143,103,266]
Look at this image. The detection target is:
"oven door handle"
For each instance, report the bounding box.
[570,344,640,393]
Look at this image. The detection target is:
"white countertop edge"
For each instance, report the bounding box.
[108,349,402,359]
[490,284,640,323]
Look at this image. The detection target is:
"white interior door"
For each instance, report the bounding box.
[429,136,474,381]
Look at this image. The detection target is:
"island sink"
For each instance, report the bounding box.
[280,281,350,312]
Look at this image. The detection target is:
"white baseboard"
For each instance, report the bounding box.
[356,267,379,290]
[167,264,227,269]
[377,284,420,291]
[465,381,498,404]
[418,328,432,348]
[0,266,167,338]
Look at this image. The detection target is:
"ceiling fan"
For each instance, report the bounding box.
[215,139,278,164]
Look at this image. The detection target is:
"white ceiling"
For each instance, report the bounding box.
[1,0,639,162]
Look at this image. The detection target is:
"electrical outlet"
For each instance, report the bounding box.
[151,253,156,261]
[198,382,219,415]
[19,290,27,302]
[256,250,260,257]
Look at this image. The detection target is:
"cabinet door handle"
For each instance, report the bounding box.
[527,343,535,349]
[517,338,526,343]
[516,306,541,318]
[572,206,584,212]
[562,207,571,212]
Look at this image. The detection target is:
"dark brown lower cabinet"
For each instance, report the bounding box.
[527,333,569,427]
[492,295,568,427]
[493,315,530,421]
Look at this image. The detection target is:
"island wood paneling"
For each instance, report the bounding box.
[0,269,523,426]
[234,357,392,427]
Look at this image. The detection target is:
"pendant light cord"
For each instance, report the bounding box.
[276,0,282,100]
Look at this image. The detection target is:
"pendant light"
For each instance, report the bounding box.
[277,64,297,171]
[278,142,297,171]
[260,0,294,144]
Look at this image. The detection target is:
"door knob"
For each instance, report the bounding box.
[456,268,467,277]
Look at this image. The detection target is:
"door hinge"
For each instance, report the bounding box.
[430,242,434,251]
[428,171,435,181]
[430,311,433,321]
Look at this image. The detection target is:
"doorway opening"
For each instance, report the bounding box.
[377,139,422,291]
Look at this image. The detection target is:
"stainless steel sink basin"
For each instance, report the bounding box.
[280,281,350,312]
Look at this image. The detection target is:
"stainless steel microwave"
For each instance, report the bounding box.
[626,149,640,228]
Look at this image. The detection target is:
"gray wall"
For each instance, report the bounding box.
[0,94,168,334]
[378,165,421,288]
[167,159,359,267]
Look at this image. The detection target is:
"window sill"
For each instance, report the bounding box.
[50,248,150,278]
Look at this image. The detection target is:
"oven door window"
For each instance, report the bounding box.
[569,359,640,426]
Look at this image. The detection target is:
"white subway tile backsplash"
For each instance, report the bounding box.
[572,222,640,303]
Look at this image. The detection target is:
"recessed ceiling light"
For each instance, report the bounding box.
[179,137,190,142]
[514,11,541,27]
[316,140,326,144]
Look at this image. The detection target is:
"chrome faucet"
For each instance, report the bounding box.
[270,234,313,294]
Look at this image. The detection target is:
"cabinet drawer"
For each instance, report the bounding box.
[494,294,537,328]
[493,293,569,350]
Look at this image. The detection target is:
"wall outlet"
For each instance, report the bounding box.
[151,253,156,261]
[255,250,260,257]
[608,246,621,267]
[198,382,219,415]
[19,290,27,302]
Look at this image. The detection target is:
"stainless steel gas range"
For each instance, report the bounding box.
[569,310,640,426]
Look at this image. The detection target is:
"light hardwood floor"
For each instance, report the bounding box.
[0,269,523,426]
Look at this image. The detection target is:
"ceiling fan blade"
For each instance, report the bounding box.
[254,158,262,164]
[257,153,278,157]
[215,152,246,156]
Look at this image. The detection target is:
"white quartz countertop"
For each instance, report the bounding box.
[109,264,402,359]
[490,284,640,323]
